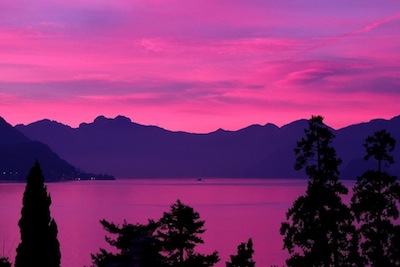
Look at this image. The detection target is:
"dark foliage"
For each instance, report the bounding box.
[91,219,163,267]
[93,200,219,267]
[281,115,354,267]
[226,238,255,267]
[0,257,11,267]
[15,161,61,267]
[363,129,396,172]
[351,130,400,266]
[156,200,219,267]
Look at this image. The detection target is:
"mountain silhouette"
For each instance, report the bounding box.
[0,117,114,181]
[15,115,400,179]
[334,116,400,178]
[0,117,31,145]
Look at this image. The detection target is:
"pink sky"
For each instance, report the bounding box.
[1,0,400,133]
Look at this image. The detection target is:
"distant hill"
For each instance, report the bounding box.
[0,117,114,182]
[335,117,400,178]
[15,115,400,179]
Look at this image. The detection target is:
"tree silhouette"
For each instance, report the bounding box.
[93,200,218,267]
[280,115,354,267]
[0,257,11,267]
[363,129,396,173]
[156,199,219,267]
[226,238,255,267]
[351,130,400,266]
[91,219,163,267]
[15,160,61,267]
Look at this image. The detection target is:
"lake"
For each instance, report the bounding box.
[0,178,354,267]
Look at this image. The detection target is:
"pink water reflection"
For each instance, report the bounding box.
[0,179,311,267]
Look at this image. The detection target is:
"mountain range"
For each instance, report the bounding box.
[0,117,114,182]
[14,115,400,179]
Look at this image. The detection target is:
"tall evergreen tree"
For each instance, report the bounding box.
[351,130,400,266]
[280,115,354,267]
[226,238,255,267]
[15,161,61,267]
[156,200,219,267]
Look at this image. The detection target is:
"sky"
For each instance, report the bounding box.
[1,0,400,133]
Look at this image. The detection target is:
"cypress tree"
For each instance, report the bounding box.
[15,161,61,267]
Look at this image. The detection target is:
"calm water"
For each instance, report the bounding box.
[0,178,353,267]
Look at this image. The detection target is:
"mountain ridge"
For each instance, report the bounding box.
[16,115,309,134]
[15,115,400,179]
[0,117,114,182]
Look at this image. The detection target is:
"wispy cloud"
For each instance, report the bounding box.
[362,12,400,32]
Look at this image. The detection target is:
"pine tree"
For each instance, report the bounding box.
[351,130,400,266]
[15,161,61,267]
[93,200,219,267]
[280,115,354,267]
[91,219,163,267]
[156,199,219,267]
[226,238,255,267]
